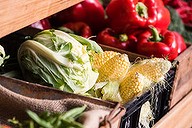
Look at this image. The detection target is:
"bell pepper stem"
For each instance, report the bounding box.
[136,2,148,18]
[119,34,128,42]
[149,26,162,42]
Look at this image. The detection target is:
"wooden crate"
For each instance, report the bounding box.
[0,0,191,126]
[169,44,192,108]
[0,27,175,128]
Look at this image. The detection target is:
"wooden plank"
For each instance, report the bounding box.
[100,44,147,61]
[153,90,192,128]
[0,0,83,38]
[170,45,192,108]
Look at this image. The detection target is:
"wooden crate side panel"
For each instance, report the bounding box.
[153,90,192,128]
[170,45,192,108]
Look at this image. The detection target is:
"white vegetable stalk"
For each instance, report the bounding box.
[17,29,101,94]
[18,40,75,68]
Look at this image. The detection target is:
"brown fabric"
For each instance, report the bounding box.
[0,76,125,127]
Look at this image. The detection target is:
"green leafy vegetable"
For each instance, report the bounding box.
[167,6,185,33]
[26,110,53,128]
[93,81,122,102]
[18,29,100,94]
[8,105,86,128]
[101,81,122,102]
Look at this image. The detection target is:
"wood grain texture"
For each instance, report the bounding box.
[0,0,83,38]
[153,91,192,128]
[170,45,192,108]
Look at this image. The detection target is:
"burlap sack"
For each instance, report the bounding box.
[0,76,125,128]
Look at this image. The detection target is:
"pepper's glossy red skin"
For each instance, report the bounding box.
[137,29,178,61]
[105,0,171,33]
[97,28,135,50]
[173,31,187,54]
[62,22,92,38]
[50,0,105,33]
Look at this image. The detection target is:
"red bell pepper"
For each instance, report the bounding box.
[165,0,192,28]
[176,6,192,27]
[97,28,136,50]
[31,18,51,30]
[164,0,188,8]
[137,26,178,61]
[162,0,171,5]
[173,31,187,54]
[105,0,171,33]
[59,22,92,38]
[50,0,105,33]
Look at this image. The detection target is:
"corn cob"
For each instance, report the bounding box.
[119,72,152,104]
[97,54,131,82]
[119,58,171,104]
[129,58,171,83]
[91,51,120,70]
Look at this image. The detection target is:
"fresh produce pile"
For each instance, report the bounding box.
[17,29,171,105]
[91,51,171,104]
[30,0,191,61]
[14,29,172,128]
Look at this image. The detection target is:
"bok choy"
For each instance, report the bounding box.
[0,44,9,67]
[17,29,102,94]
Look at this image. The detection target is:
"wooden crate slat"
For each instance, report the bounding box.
[0,0,83,38]
[170,45,192,108]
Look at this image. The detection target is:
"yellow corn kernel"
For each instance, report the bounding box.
[91,51,120,70]
[119,72,152,104]
[97,54,131,82]
[119,58,171,104]
[129,58,171,83]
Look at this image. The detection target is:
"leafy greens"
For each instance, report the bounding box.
[18,29,102,94]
